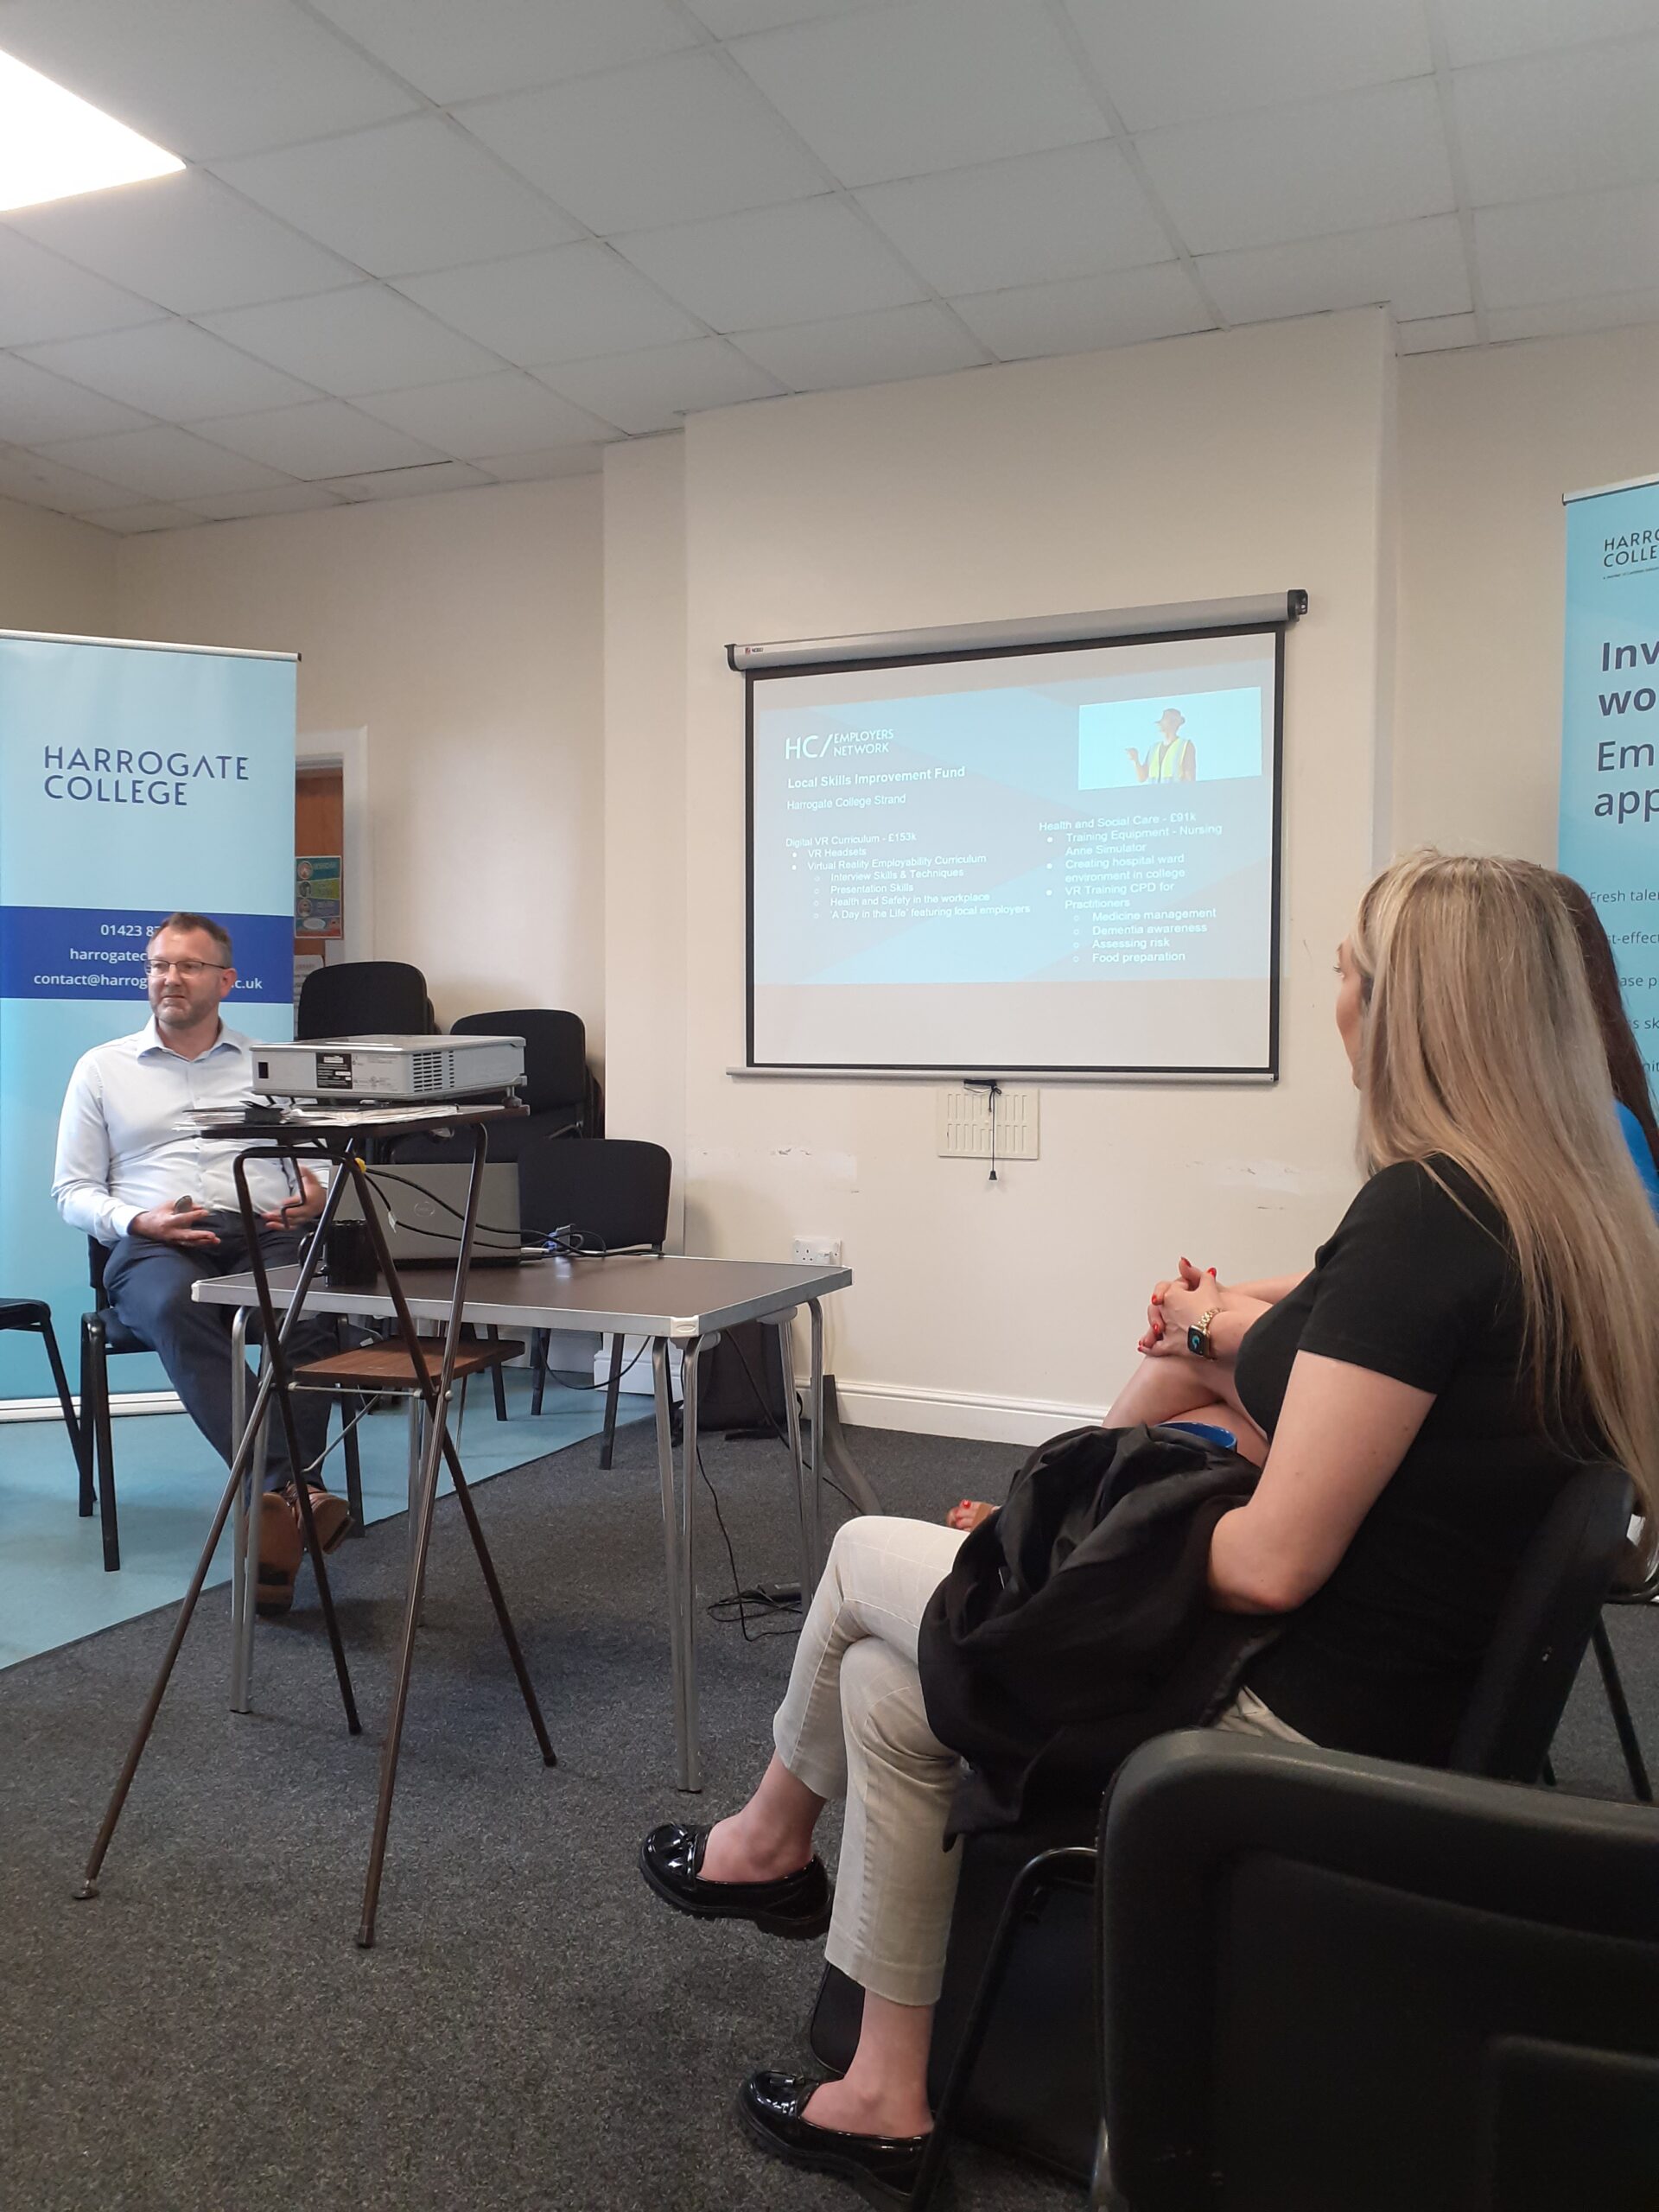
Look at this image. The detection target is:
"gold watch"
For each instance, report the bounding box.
[1186,1307,1220,1359]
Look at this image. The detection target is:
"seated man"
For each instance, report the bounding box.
[53,910,348,1613]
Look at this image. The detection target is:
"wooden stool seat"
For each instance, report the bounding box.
[291,1339,524,1393]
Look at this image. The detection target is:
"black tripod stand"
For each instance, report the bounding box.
[74,1102,556,1948]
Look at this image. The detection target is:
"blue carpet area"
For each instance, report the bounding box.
[0,1368,642,1670]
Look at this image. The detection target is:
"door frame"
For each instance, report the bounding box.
[296,726,373,965]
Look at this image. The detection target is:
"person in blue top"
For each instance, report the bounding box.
[1552,872,1659,1213]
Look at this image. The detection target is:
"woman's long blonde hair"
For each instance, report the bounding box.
[1351,850,1659,1544]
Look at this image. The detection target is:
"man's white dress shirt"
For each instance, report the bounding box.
[54,1019,296,1245]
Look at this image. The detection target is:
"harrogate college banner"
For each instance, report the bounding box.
[0,631,296,1402]
[1560,474,1659,1092]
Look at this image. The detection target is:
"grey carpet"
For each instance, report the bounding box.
[3,1419,1655,2212]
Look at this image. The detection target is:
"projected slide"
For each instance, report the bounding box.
[747,630,1280,1073]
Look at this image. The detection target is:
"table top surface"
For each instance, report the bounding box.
[191,1249,851,1337]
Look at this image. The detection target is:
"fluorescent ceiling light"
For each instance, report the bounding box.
[0,48,182,213]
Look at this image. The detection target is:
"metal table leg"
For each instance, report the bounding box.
[770,1308,813,1603]
[653,1338,692,1790]
[229,1308,271,1714]
[804,1298,827,1594]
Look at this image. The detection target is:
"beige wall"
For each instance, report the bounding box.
[115,479,605,1040]
[603,437,689,1239]
[650,309,1394,1436]
[1395,323,1659,861]
[0,493,118,637]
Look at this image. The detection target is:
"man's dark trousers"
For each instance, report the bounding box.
[102,1213,336,1490]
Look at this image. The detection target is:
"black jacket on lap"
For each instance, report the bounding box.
[918,1422,1281,1836]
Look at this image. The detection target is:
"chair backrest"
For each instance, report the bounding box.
[296,960,432,1040]
[1448,1460,1634,1783]
[1097,1731,1659,2212]
[88,1236,110,1307]
[451,1009,587,1118]
[516,1136,671,1253]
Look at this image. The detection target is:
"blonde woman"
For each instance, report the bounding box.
[639,854,1659,2207]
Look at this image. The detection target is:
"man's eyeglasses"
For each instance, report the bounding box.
[146,958,227,979]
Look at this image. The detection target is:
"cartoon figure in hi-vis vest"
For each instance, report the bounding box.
[1126,707,1196,784]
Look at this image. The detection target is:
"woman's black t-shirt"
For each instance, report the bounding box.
[1234,1157,1584,1764]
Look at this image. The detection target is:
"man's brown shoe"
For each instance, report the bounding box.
[284,1481,352,1555]
[257,1491,303,1616]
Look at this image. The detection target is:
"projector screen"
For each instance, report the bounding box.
[746,626,1283,1077]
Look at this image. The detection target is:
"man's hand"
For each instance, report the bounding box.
[262,1166,326,1232]
[130,1203,220,1248]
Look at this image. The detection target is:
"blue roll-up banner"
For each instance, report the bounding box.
[1561,474,1659,1088]
[0,631,297,1401]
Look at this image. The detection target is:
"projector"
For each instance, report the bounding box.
[249,1033,525,1103]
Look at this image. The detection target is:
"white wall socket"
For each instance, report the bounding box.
[792,1236,843,1266]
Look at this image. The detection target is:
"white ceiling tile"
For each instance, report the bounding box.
[693,0,892,27]
[189,400,446,479]
[949,261,1215,361]
[85,503,201,533]
[729,0,1109,187]
[180,485,350,520]
[688,1,893,31]
[17,321,318,421]
[318,460,493,500]
[0,443,131,512]
[477,445,608,482]
[196,287,505,396]
[534,338,780,432]
[211,117,581,279]
[0,354,152,443]
[855,141,1171,297]
[734,300,985,388]
[1395,313,1481,353]
[352,371,614,456]
[1135,79,1455,254]
[456,51,828,236]
[1485,289,1659,342]
[0,229,162,348]
[0,0,419,161]
[1197,216,1471,326]
[1454,41,1659,206]
[308,0,698,105]
[6,172,359,316]
[396,244,704,365]
[1474,184,1659,306]
[38,424,295,498]
[1436,0,1659,68]
[616,199,927,331]
[1064,0,1432,130]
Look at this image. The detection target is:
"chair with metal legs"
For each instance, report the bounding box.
[81,1237,365,1573]
[0,1296,83,1495]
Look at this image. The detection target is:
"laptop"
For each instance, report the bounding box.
[334,1162,527,1266]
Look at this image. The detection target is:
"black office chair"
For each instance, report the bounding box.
[516,1136,672,1460]
[810,1460,1638,2202]
[388,1010,596,1166]
[454,1010,594,1154]
[81,1238,365,1573]
[1092,1731,1659,2212]
[0,1296,83,1491]
[296,959,433,1040]
[1586,1548,1656,1804]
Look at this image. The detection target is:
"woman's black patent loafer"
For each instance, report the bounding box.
[735,2070,927,2207]
[638,1822,832,1938]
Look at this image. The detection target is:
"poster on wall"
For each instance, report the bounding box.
[295,854,342,937]
[1560,473,1659,1088]
[0,632,297,1401]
